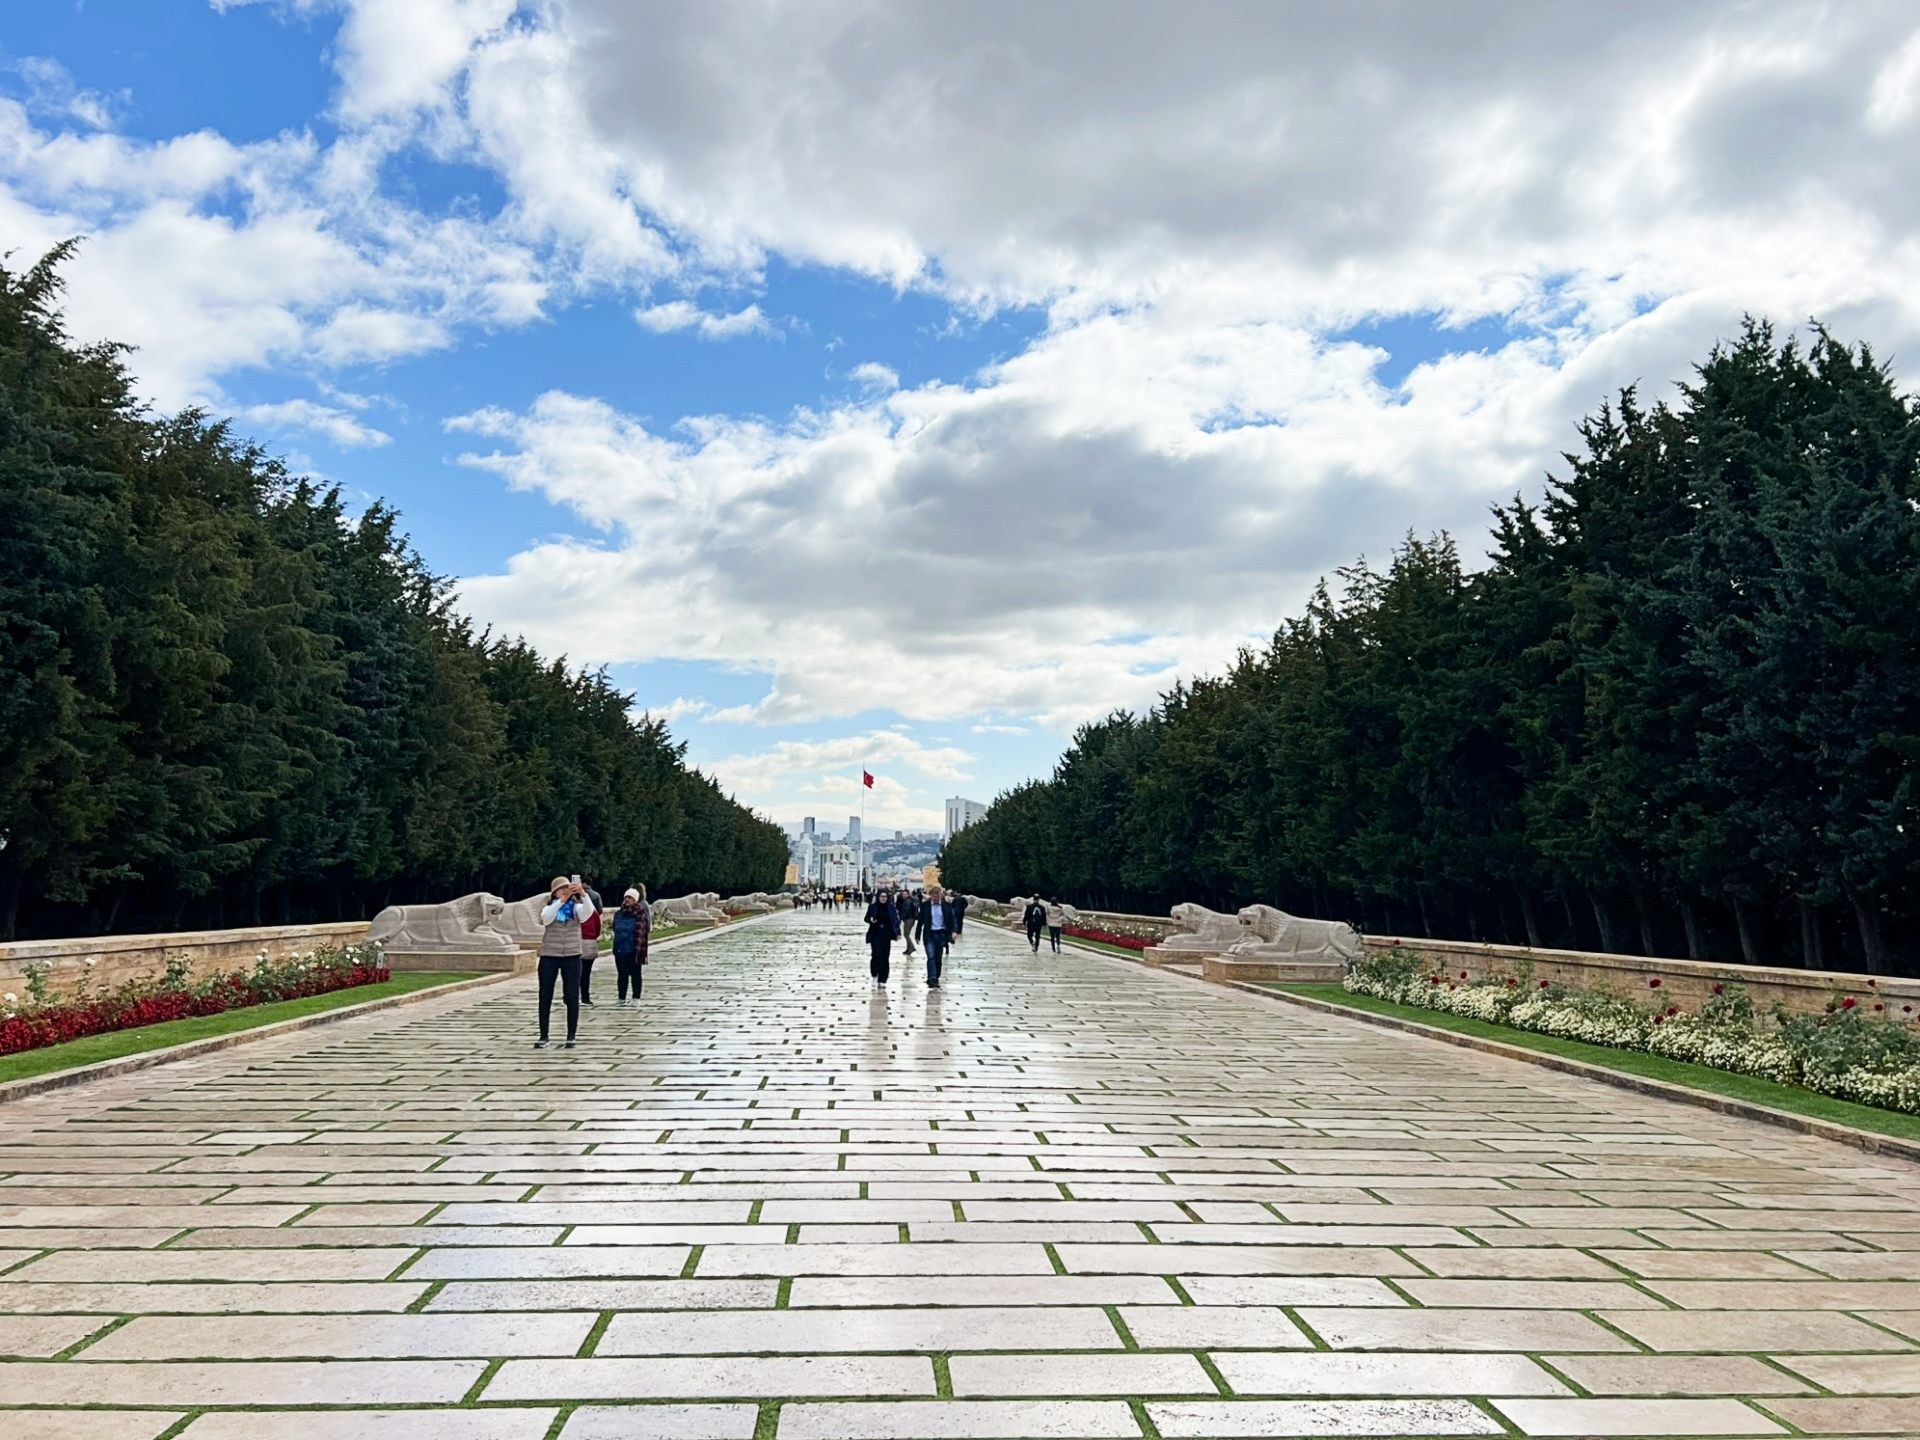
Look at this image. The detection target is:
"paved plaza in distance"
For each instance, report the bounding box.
[5,913,1920,1437]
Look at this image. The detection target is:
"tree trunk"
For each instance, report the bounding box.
[1680,897,1705,961]
[1559,891,1580,944]
[1587,888,1619,954]
[1416,890,1433,939]
[1466,898,1482,942]
[1518,887,1542,948]
[1634,892,1657,957]
[1732,899,1760,966]
[1853,893,1886,976]
[0,851,20,942]
[1798,896,1822,970]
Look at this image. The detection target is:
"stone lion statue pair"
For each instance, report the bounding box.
[1162,902,1363,964]
[366,892,518,952]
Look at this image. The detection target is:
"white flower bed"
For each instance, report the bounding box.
[1346,949,1920,1115]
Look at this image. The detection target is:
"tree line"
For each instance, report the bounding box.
[943,321,1920,974]
[0,245,787,940]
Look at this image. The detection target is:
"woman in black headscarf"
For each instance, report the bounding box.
[863,887,900,987]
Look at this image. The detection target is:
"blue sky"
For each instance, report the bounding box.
[7,1,1914,832]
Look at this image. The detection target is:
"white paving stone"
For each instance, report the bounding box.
[2,909,1918,1432]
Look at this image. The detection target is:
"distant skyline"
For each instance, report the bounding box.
[5,1,1919,829]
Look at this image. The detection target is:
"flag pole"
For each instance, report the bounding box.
[860,771,867,896]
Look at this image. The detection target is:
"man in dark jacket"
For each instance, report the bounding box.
[896,888,919,956]
[915,886,956,989]
[951,892,968,942]
[1023,898,1047,952]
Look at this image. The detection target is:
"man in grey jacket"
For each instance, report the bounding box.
[536,875,587,1048]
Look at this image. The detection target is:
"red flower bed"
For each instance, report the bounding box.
[0,957,389,1057]
[1064,926,1153,952]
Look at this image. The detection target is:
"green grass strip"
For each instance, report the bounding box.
[1270,982,1920,1143]
[0,973,480,1084]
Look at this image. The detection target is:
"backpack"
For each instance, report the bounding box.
[580,906,602,941]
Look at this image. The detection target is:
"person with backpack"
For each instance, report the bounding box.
[536,875,588,1049]
[1023,897,1047,952]
[612,886,651,1005]
[577,882,604,1006]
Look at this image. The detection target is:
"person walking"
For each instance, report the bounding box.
[1045,898,1067,953]
[536,875,587,1048]
[1023,897,1047,952]
[612,886,650,1006]
[916,885,956,989]
[864,887,899,986]
[951,891,968,943]
[578,881,604,1006]
[897,888,919,957]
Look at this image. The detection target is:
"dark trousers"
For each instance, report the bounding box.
[925,932,948,984]
[537,954,582,1040]
[1026,922,1043,951]
[869,939,891,983]
[579,949,597,1000]
[615,948,644,1001]
[1048,926,1062,952]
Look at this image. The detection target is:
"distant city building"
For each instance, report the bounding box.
[944,797,989,838]
[847,816,862,849]
[784,863,799,887]
[895,830,904,840]
[817,844,858,889]
[802,817,815,835]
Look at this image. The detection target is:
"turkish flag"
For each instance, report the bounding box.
[862,771,875,788]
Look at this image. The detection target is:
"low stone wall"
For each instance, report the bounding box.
[1367,934,1917,1018]
[0,922,370,1000]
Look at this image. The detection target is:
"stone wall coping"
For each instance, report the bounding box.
[1365,934,1916,999]
[0,921,368,964]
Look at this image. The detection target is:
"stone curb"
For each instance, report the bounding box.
[1057,933,1920,1166]
[0,912,766,1105]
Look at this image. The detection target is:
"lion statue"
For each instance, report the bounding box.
[1227,904,1364,963]
[1158,902,1245,953]
[657,893,723,923]
[366,891,516,952]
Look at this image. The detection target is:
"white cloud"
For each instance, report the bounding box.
[707,732,976,794]
[14,0,1920,787]
[638,696,711,725]
[242,398,392,448]
[634,300,774,339]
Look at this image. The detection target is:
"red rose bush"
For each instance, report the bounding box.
[0,944,389,1057]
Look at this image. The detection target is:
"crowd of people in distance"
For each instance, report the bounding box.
[534,875,653,1049]
[530,875,1082,1047]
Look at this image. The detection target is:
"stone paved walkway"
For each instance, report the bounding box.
[4,913,1920,1438]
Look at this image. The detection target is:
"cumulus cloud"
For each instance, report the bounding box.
[14,1,1920,803]
[242,398,392,448]
[634,300,774,339]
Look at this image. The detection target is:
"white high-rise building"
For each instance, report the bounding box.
[847,816,862,849]
[817,844,858,889]
[945,797,989,839]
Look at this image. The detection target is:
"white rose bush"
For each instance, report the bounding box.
[1348,947,1920,1115]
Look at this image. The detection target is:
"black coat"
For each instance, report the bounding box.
[915,899,957,943]
[864,899,899,943]
[1023,902,1047,929]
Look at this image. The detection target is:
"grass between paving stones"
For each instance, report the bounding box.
[0,972,480,1084]
[1271,981,1920,1143]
